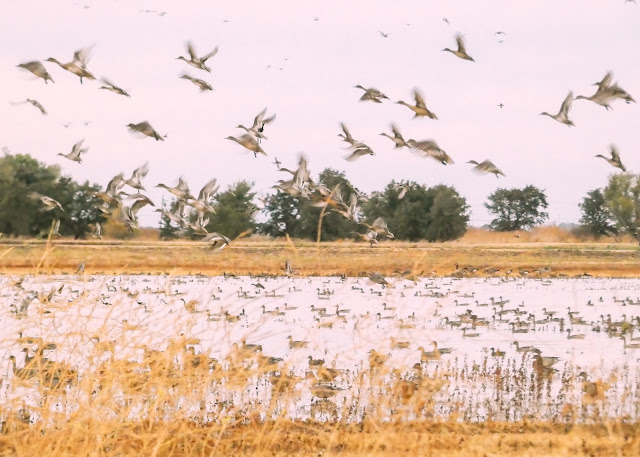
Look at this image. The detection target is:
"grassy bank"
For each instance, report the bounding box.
[1,237,639,277]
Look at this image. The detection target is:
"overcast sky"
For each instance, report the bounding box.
[1,0,639,228]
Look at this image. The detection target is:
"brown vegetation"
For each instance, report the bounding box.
[1,232,640,277]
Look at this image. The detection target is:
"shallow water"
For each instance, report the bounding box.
[1,274,640,422]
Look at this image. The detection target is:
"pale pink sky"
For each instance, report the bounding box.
[1,0,639,227]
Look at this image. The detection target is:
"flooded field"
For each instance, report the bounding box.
[2,273,640,425]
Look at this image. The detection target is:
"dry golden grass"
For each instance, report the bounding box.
[1,234,639,277]
[2,334,639,457]
[1,418,638,456]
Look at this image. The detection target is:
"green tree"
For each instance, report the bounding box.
[259,190,301,237]
[362,181,469,241]
[59,180,108,239]
[579,188,617,239]
[485,185,549,231]
[603,173,640,242]
[206,181,257,239]
[0,153,104,238]
[423,185,470,241]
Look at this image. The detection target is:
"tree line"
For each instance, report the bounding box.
[1,152,637,242]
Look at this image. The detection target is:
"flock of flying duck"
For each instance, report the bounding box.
[11,10,637,241]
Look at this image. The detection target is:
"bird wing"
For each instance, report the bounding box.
[432,149,454,165]
[132,161,150,180]
[186,41,197,60]
[252,108,267,129]
[100,77,116,88]
[391,123,403,140]
[177,176,190,192]
[28,99,46,114]
[471,160,493,174]
[106,174,124,195]
[409,139,440,154]
[598,72,613,91]
[71,139,85,154]
[348,192,358,210]
[340,122,353,141]
[131,198,152,215]
[73,45,94,68]
[413,88,426,109]
[200,45,219,62]
[456,34,467,54]
[560,91,573,116]
[198,178,218,201]
[610,145,621,162]
[261,113,276,126]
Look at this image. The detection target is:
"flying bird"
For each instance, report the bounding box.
[406,139,453,165]
[338,122,363,147]
[226,133,266,157]
[28,192,64,212]
[58,139,88,163]
[126,121,166,140]
[396,88,438,119]
[156,177,194,200]
[595,145,626,172]
[203,232,231,251]
[467,160,506,178]
[362,217,394,239]
[237,108,276,141]
[576,72,635,109]
[540,91,575,126]
[45,46,96,84]
[180,74,214,92]
[379,123,407,148]
[354,85,389,103]
[379,31,389,38]
[99,78,130,97]
[177,42,219,72]
[442,34,475,61]
[345,144,375,161]
[16,61,54,83]
[11,99,47,115]
[124,162,150,190]
[369,272,389,287]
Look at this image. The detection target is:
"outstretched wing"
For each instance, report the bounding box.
[200,45,219,62]
[73,45,94,68]
[413,88,426,109]
[186,41,197,60]
[560,91,573,116]
[610,145,621,162]
[340,122,353,141]
[391,123,403,140]
[456,34,467,54]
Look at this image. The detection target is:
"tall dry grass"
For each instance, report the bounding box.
[2,326,639,456]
